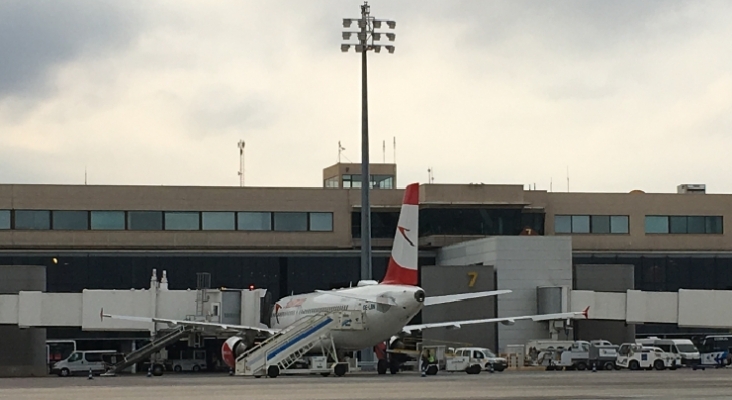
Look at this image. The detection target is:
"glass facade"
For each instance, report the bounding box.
[165,212,200,231]
[15,210,50,230]
[324,177,339,188]
[342,174,395,189]
[52,211,88,230]
[555,215,629,234]
[0,252,436,301]
[202,212,235,231]
[309,212,333,232]
[91,211,125,230]
[420,208,524,236]
[274,212,308,232]
[238,212,272,231]
[128,211,163,231]
[0,210,10,229]
[645,216,722,234]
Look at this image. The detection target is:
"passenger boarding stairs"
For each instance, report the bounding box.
[235,311,363,378]
[104,326,193,375]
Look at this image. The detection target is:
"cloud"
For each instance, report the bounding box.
[0,1,144,100]
[1,1,732,194]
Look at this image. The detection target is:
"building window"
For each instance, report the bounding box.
[274,212,308,232]
[91,211,125,230]
[324,177,339,188]
[52,211,88,230]
[202,212,235,230]
[0,210,10,229]
[371,175,394,189]
[646,215,723,234]
[128,211,163,231]
[165,212,200,231]
[343,174,361,188]
[309,212,333,231]
[14,210,50,230]
[571,215,590,233]
[555,215,629,234]
[238,212,272,231]
[554,215,572,233]
[610,216,629,234]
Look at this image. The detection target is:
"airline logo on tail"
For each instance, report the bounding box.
[398,226,414,247]
[381,183,420,286]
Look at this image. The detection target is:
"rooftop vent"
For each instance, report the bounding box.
[677,184,706,194]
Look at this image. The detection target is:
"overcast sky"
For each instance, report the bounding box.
[1,0,731,193]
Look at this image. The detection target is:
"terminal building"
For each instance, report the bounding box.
[2,162,732,373]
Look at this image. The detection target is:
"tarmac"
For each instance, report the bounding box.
[1,369,731,400]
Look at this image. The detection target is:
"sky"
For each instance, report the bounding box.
[1,0,731,193]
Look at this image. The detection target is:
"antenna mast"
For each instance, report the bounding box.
[382,140,385,163]
[566,166,569,192]
[238,140,245,187]
[393,137,396,164]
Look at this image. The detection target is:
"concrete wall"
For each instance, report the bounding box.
[0,265,47,377]
[574,264,635,344]
[436,237,573,351]
[421,264,497,351]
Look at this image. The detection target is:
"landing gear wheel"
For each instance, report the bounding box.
[174,365,182,373]
[152,364,165,376]
[426,364,439,375]
[333,363,348,377]
[267,365,280,378]
[377,359,388,375]
[389,358,400,374]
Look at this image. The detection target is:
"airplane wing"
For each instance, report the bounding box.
[100,309,279,334]
[401,307,590,334]
[423,289,512,306]
[314,290,398,306]
[315,289,511,307]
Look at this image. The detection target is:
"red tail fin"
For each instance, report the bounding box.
[381,183,419,286]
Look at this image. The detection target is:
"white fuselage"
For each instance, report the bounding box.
[270,284,424,351]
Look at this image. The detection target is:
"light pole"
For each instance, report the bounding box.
[342,2,396,283]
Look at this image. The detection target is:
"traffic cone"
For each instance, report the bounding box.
[592,363,597,373]
[147,366,152,378]
[229,368,234,376]
[88,368,93,380]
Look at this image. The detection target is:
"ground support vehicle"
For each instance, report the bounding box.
[616,344,680,371]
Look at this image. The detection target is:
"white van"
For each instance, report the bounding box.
[51,350,118,377]
[636,337,700,366]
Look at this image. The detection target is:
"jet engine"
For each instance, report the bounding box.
[221,336,249,369]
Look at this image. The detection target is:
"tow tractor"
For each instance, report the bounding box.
[540,340,618,371]
[616,343,680,371]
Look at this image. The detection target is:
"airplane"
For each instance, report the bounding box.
[102,182,589,373]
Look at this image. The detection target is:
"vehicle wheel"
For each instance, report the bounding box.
[152,364,164,376]
[576,362,587,371]
[267,365,280,378]
[426,365,439,375]
[173,365,182,373]
[629,360,640,371]
[603,362,615,371]
[60,368,70,377]
[653,360,665,371]
[333,363,348,377]
[320,372,330,377]
[192,365,200,372]
[465,364,481,375]
[377,359,388,375]
[493,365,505,372]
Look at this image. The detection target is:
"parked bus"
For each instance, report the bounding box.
[697,335,732,367]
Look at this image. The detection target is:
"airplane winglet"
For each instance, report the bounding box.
[100,308,104,322]
[582,306,590,319]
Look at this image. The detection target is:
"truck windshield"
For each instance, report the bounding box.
[676,344,698,353]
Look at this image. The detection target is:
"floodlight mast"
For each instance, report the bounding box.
[342,2,396,283]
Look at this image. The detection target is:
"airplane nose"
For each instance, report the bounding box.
[414,289,425,303]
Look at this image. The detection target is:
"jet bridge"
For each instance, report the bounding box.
[235,310,365,378]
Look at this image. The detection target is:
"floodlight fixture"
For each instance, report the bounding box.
[387,21,396,29]
[386,33,395,41]
[373,21,382,29]
[372,32,381,41]
[341,44,350,52]
[385,45,395,54]
[373,45,381,53]
[343,19,352,28]
[342,32,352,40]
